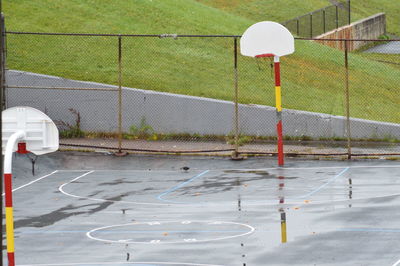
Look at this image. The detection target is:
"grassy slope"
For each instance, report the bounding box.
[4,0,248,34]
[4,0,400,124]
[195,0,329,23]
[350,0,400,36]
[196,0,400,35]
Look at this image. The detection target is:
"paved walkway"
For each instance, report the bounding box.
[60,138,400,157]
[364,41,400,54]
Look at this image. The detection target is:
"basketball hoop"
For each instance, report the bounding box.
[240,21,295,166]
[2,106,59,266]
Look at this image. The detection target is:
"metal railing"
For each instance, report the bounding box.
[283,0,351,38]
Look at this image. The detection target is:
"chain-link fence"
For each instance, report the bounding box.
[283,0,351,38]
[4,31,400,158]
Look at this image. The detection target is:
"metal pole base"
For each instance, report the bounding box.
[114,151,128,157]
[230,151,246,161]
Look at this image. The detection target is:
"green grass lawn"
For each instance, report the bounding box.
[196,0,400,36]
[195,0,330,24]
[4,0,400,124]
[349,0,400,36]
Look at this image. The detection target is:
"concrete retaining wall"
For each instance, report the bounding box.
[315,13,386,51]
[6,70,400,139]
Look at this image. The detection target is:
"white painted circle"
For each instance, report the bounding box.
[87,220,255,244]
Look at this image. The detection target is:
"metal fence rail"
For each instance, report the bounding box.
[283,0,351,38]
[4,31,400,158]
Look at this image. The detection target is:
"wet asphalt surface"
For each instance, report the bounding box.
[4,152,400,266]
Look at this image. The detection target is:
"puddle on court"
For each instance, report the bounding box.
[14,204,86,228]
[223,169,299,179]
[178,171,299,196]
[98,178,141,186]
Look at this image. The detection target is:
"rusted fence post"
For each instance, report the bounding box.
[344,40,352,159]
[232,37,242,160]
[116,35,126,156]
[348,0,351,24]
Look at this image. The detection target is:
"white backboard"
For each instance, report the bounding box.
[240,21,295,57]
[2,106,59,155]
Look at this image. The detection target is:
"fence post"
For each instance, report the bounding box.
[348,0,351,24]
[323,9,326,33]
[296,20,299,36]
[116,35,126,156]
[344,40,352,159]
[310,14,313,38]
[232,37,242,160]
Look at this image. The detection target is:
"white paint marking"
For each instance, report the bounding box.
[58,171,171,206]
[392,258,400,266]
[1,170,58,196]
[56,169,181,173]
[58,171,95,199]
[147,222,161,225]
[86,220,255,244]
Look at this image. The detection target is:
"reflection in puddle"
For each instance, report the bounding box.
[280,211,287,243]
[223,170,298,180]
[348,178,353,208]
[236,177,247,265]
[278,176,287,243]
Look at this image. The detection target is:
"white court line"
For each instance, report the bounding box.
[58,170,95,200]
[86,220,255,244]
[2,170,59,196]
[392,258,400,266]
[17,262,224,266]
[58,171,172,206]
[56,169,180,172]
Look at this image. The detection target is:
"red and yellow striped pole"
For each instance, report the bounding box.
[4,172,15,266]
[256,53,284,166]
[3,132,26,266]
[274,56,284,166]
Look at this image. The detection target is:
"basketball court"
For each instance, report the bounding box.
[4,152,400,266]
[3,22,400,266]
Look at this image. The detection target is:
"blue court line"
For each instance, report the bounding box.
[298,167,350,199]
[156,170,210,203]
